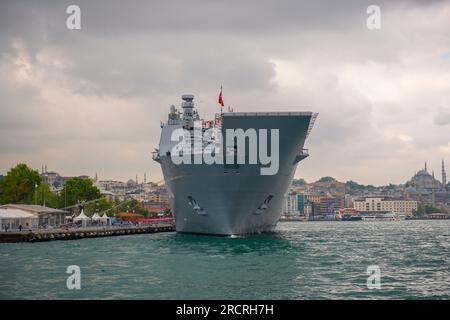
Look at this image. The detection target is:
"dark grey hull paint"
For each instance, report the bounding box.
[157,112,315,235]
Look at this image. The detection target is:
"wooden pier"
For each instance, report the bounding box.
[0,224,175,243]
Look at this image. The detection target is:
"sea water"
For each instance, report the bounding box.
[0,220,449,299]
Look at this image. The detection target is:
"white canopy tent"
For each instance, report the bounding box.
[100,213,111,226]
[0,208,38,231]
[73,209,90,228]
[91,213,101,221]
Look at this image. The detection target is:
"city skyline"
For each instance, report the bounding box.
[2,158,447,188]
[1,1,450,185]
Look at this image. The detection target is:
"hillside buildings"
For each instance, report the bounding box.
[283,160,448,220]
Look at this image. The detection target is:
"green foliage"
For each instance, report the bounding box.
[126,199,148,215]
[346,180,363,190]
[84,197,112,216]
[111,199,150,217]
[317,176,337,183]
[345,180,376,190]
[414,204,442,215]
[292,178,307,186]
[62,177,101,208]
[0,164,41,204]
[25,184,59,208]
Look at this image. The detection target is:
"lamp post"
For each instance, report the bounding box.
[65,184,67,208]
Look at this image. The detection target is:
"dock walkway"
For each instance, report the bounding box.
[0,224,175,243]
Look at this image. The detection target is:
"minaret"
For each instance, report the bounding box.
[443,160,447,191]
[431,170,437,207]
[45,164,47,173]
[144,173,147,184]
[425,161,427,172]
[41,164,44,174]
[136,174,138,184]
[94,172,98,182]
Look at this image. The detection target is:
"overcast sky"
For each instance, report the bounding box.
[1,0,449,185]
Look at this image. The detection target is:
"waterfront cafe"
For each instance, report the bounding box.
[0,208,39,231]
[0,204,67,228]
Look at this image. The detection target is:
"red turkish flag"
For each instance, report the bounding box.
[218,87,224,107]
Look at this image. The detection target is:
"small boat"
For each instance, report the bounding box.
[341,215,362,221]
[361,212,402,221]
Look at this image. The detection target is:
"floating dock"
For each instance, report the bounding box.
[0,224,175,243]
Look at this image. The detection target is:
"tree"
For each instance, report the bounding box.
[84,197,112,216]
[317,176,337,183]
[24,184,59,208]
[425,205,442,214]
[62,177,101,208]
[117,199,150,216]
[414,204,442,216]
[346,180,376,191]
[0,164,41,204]
[292,178,307,186]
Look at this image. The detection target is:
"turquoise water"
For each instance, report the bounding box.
[0,221,449,299]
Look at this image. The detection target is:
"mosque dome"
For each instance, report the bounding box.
[126,179,137,187]
[406,162,442,194]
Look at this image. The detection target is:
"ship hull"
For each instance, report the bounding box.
[160,160,297,235]
[157,113,314,236]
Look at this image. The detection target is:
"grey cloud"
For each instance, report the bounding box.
[63,36,277,97]
[1,0,450,184]
[433,107,450,126]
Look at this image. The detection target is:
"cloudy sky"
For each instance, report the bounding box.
[1,0,449,185]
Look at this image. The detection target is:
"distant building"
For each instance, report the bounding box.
[428,213,449,219]
[442,160,447,192]
[40,166,91,191]
[300,195,343,220]
[142,202,169,214]
[147,191,169,204]
[405,162,442,194]
[317,196,344,217]
[284,193,299,215]
[283,193,318,217]
[353,196,417,215]
[297,194,305,214]
[344,194,354,208]
[305,194,321,204]
[99,190,117,202]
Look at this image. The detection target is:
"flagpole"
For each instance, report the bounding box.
[220,85,223,114]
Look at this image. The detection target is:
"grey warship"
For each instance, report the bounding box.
[153,94,317,235]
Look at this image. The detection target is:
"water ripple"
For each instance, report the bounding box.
[0,220,449,299]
